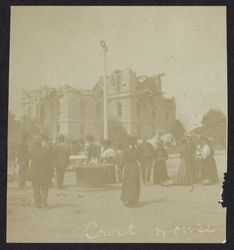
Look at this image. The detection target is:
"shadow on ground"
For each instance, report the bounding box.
[47,203,78,209]
[133,199,166,208]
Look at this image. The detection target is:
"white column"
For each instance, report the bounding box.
[100,40,109,140]
[103,49,108,139]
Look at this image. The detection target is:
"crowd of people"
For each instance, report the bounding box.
[120,135,219,207]
[13,131,219,209]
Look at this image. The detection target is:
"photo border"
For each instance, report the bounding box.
[0,0,233,249]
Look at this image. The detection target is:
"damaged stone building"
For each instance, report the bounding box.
[21,68,176,140]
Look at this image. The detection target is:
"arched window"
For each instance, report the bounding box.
[117,102,122,117]
[80,101,85,116]
[40,104,45,119]
[165,111,169,122]
[28,106,31,117]
[152,124,156,136]
[137,102,141,117]
[96,102,101,117]
[137,124,141,136]
[56,124,60,135]
[80,124,85,136]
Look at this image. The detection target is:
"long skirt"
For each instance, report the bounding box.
[174,159,197,185]
[153,160,169,184]
[121,162,141,204]
[195,159,203,181]
[201,156,219,183]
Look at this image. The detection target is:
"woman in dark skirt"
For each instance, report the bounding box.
[121,136,141,207]
[200,136,219,184]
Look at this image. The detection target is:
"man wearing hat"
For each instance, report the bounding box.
[29,135,53,208]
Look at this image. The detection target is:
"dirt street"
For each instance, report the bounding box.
[7,153,226,243]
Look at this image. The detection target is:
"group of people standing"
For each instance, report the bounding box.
[14,131,219,209]
[15,133,70,208]
[138,138,169,186]
[174,136,219,186]
[120,136,170,207]
[120,135,219,207]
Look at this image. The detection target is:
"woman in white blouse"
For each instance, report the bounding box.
[200,136,219,185]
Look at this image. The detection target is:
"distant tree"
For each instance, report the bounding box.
[8,111,21,160]
[169,119,185,144]
[201,108,226,129]
[108,115,129,146]
[20,115,41,138]
[8,112,44,162]
[8,111,20,132]
[9,113,41,146]
[191,108,226,146]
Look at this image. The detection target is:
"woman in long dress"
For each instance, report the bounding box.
[121,136,141,207]
[174,138,197,185]
[200,136,219,184]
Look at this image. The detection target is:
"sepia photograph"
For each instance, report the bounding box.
[7,6,227,243]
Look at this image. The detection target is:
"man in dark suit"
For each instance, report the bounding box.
[29,135,53,208]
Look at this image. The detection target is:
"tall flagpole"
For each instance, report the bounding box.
[100,40,108,140]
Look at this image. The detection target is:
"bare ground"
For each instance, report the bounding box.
[6,153,226,243]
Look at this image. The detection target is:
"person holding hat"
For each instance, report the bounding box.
[29,135,53,208]
[153,140,169,184]
[121,136,141,207]
[200,136,219,184]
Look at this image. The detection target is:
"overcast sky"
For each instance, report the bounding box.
[9,6,227,130]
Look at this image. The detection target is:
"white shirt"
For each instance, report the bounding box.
[102,148,116,159]
[201,144,211,159]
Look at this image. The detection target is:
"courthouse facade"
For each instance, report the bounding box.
[21,68,176,140]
